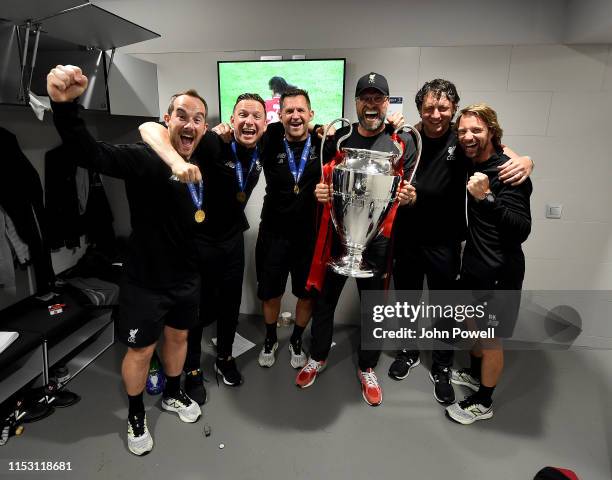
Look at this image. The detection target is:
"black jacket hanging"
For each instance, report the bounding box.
[44,144,83,250]
[0,127,55,294]
[45,144,116,256]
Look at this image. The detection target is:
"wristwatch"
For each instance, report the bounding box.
[480,191,495,204]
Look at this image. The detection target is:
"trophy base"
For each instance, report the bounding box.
[329,254,376,278]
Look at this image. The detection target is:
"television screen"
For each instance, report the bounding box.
[217,59,345,125]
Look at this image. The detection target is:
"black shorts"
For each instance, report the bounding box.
[460,258,524,339]
[256,227,315,301]
[116,276,200,348]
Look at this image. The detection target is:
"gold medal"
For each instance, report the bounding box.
[194,209,206,223]
[293,184,300,194]
[236,191,247,203]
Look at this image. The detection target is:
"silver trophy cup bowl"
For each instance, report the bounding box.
[328,147,401,278]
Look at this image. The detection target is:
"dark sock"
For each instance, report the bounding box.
[128,392,144,416]
[290,325,305,343]
[475,384,495,406]
[470,354,482,379]
[163,374,181,398]
[265,322,277,342]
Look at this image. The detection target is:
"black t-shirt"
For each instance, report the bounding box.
[259,122,322,237]
[394,127,468,247]
[52,101,198,289]
[191,131,262,241]
[462,152,532,279]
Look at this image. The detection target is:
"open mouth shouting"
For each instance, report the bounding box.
[179,131,195,151]
[288,120,304,132]
[237,126,258,145]
[462,139,480,157]
[358,107,384,132]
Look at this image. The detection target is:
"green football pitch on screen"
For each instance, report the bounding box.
[218,59,345,124]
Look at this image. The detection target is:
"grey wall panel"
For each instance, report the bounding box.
[107,52,158,117]
[30,49,108,111]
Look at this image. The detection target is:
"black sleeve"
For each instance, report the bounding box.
[321,125,348,165]
[51,100,167,180]
[399,130,418,182]
[192,130,224,168]
[259,121,285,158]
[479,180,532,243]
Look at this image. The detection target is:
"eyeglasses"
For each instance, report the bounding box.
[356,94,387,104]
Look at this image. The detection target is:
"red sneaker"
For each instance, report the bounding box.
[295,358,326,388]
[358,368,383,406]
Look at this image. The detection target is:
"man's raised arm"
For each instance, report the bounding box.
[48,64,154,179]
[139,122,202,183]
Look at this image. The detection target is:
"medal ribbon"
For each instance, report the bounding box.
[283,136,311,190]
[231,141,258,195]
[187,181,204,211]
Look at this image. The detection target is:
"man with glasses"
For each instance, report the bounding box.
[295,73,417,406]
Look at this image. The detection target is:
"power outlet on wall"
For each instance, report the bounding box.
[546,203,563,219]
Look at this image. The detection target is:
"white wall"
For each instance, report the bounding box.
[126,44,612,334]
[94,0,566,52]
[565,0,612,43]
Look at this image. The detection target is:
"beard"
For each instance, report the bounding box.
[357,111,385,132]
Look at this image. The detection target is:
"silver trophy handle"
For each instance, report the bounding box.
[395,124,422,185]
[319,118,352,182]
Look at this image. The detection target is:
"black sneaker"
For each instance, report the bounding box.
[214,357,243,386]
[429,366,455,405]
[184,369,207,405]
[388,350,420,380]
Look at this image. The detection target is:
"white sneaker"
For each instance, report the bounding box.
[258,338,279,368]
[451,368,481,392]
[127,412,153,456]
[161,389,201,423]
[289,338,307,369]
[446,394,493,425]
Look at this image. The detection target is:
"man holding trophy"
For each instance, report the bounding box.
[296,73,418,406]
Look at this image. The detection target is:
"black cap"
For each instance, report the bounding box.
[355,72,389,97]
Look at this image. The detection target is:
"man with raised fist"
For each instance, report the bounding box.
[47,65,205,455]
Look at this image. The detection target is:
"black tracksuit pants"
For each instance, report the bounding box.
[184,231,244,370]
[393,242,461,369]
[310,236,389,371]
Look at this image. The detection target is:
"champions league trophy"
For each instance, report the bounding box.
[320,119,421,278]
